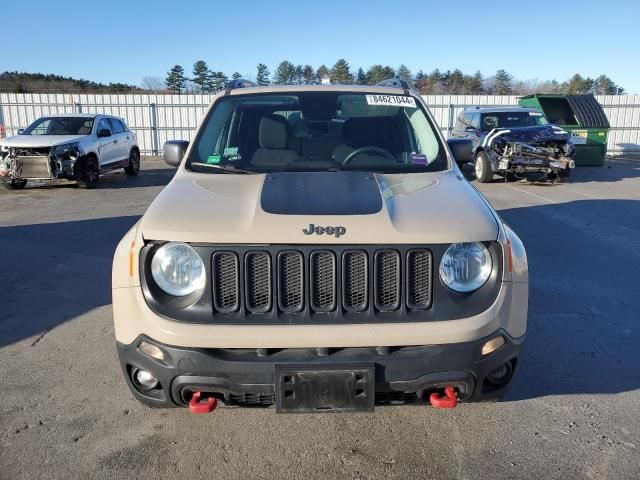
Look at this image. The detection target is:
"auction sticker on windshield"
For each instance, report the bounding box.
[366,95,416,108]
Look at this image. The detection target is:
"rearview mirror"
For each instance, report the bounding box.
[97,128,111,138]
[163,140,189,167]
[447,138,473,165]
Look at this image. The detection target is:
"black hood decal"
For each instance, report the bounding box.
[260,171,383,215]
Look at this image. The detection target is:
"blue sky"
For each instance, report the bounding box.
[3,0,640,93]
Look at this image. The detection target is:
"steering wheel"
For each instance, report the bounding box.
[342,146,396,165]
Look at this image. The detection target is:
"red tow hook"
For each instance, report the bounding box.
[429,386,458,409]
[188,391,217,414]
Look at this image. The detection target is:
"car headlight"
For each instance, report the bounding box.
[51,142,82,159]
[150,242,206,296]
[439,242,492,293]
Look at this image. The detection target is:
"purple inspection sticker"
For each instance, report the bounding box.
[411,153,428,165]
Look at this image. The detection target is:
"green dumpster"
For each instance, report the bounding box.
[518,94,610,166]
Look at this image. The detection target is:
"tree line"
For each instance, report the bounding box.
[0,62,625,96]
[162,59,624,96]
[0,71,142,93]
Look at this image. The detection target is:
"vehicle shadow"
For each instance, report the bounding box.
[460,159,640,185]
[498,199,640,400]
[96,168,175,190]
[0,215,140,347]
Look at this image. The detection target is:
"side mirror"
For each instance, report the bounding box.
[163,140,189,167]
[97,128,111,138]
[447,138,473,165]
[17,128,24,135]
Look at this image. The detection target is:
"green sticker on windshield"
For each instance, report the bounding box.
[207,155,221,164]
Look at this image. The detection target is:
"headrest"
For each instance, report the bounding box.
[259,115,290,149]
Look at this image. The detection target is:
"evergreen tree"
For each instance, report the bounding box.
[295,65,304,84]
[205,71,228,93]
[330,59,353,84]
[316,65,330,83]
[166,65,186,94]
[355,68,366,85]
[396,64,413,86]
[365,65,395,85]
[593,75,620,95]
[256,63,270,86]
[231,72,242,80]
[493,69,513,95]
[464,71,484,94]
[303,65,315,84]
[273,60,296,84]
[448,69,465,94]
[192,61,209,93]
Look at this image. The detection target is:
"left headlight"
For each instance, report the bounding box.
[439,242,492,293]
[150,242,206,296]
[51,142,82,159]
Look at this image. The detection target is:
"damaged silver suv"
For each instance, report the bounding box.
[113,79,528,414]
[0,114,140,189]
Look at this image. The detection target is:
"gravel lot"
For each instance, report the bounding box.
[1,158,639,480]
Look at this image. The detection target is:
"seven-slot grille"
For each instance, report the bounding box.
[210,248,433,315]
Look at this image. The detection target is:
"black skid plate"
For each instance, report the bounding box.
[275,364,375,413]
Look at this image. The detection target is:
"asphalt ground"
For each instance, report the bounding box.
[1,158,639,479]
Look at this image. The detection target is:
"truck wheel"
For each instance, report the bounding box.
[3,179,27,190]
[77,156,100,189]
[474,151,493,183]
[124,149,140,176]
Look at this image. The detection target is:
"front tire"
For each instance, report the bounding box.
[474,151,493,183]
[3,179,27,190]
[77,155,100,189]
[124,149,140,176]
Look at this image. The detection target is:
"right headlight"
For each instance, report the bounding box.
[150,242,206,296]
[439,242,492,293]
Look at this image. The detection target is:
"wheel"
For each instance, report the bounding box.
[2,179,27,190]
[77,156,100,189]
[474,151,493,183]
[124,149,140,176]
[558,167,571,179]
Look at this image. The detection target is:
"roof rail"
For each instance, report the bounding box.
[375,78,410,90]
[226,78,258,90]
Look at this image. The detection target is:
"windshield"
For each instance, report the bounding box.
[187,92,448,173]
[480,111,548,131]
[22,116,94,136]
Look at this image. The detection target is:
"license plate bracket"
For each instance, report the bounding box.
[275,364,375,413]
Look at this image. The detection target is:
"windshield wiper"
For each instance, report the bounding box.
[190,162,257,174]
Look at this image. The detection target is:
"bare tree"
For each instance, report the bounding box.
[141,76,165,92]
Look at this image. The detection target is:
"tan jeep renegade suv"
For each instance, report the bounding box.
[112,79,528,413]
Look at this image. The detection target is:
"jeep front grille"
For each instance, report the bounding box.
[310,251,336,312]
[211,247,433,316]
[407,249,433,310]
[278,251,304,313]
[342,251,368,312]
[245,252,272,313]
[212,252,240,313]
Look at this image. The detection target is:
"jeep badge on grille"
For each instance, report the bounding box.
[302,224,346,238]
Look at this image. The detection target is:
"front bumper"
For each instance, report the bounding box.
[117,331,523,410]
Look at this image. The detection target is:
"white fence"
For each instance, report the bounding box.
[1,93,639,156]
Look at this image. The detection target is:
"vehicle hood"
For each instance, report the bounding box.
[0,134,86,148]
[486,125,570,145]
[140,170,499,245]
